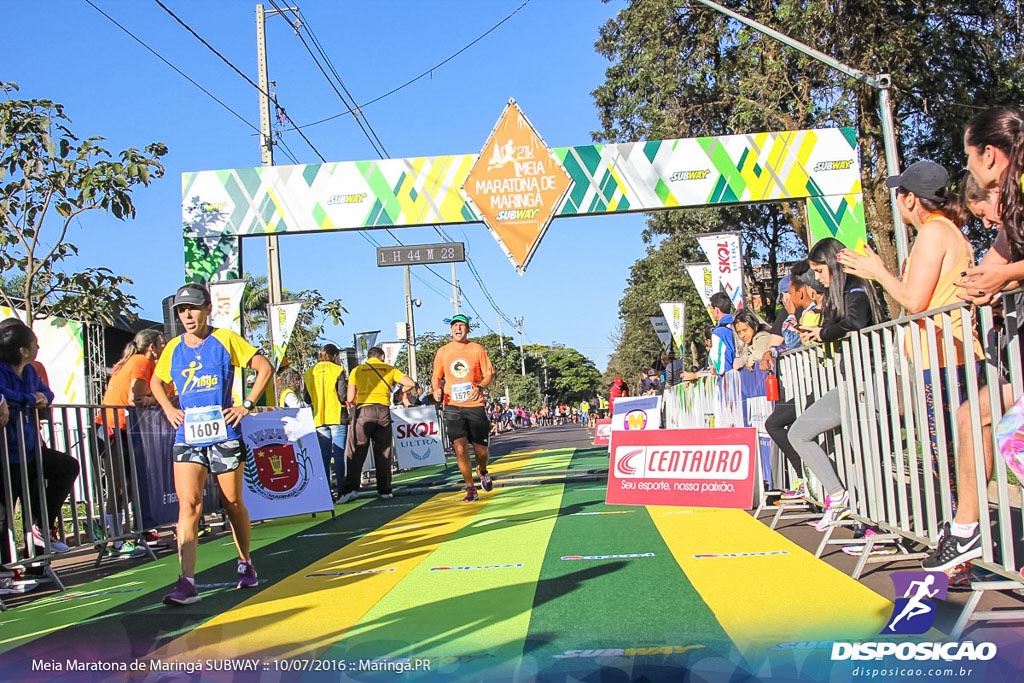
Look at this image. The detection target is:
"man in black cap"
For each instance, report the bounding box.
[151,282,273,606]
[431,314,496,502]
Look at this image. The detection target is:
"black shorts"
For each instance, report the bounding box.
[443,406,491,446]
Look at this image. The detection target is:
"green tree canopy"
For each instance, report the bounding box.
[0,82,167,324]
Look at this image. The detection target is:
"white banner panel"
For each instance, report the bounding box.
[240,407,333,520]
[208,280,246,334]
[697,233,744,310]
[610,395,663,432]
[392,405,446,469]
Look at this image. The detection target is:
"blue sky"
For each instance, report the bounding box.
[5,0,651,371]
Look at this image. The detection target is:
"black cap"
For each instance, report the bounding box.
[885,160,950,202]
[172,283,211,309]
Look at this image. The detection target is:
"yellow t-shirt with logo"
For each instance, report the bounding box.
[304,361,346,426]
[349,359,405,407]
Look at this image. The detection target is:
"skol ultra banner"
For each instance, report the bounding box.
[353,330,380,363]
[208,279,246,333]
[606,427,757,508]
[269,301,302,369]
[240,407,333,521]
[660,302,685,354]
[391,405,446,469]
[698,232,744,310]
[610,395,662,432]
[686,263,715,316]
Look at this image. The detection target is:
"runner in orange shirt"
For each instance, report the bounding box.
[431,314,495,502]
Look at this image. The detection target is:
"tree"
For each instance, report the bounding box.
[240,273,347,371]
[543,347,602,404]
[594,0,1024,378]
[0,82,167,323]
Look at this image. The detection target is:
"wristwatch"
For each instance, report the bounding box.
[242,399,255,410]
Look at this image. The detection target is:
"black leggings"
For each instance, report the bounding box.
[765,400,802,476]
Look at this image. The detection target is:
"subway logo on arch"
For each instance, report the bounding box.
[612,445,750,480]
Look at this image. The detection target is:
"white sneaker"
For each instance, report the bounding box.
[337,491,359,504]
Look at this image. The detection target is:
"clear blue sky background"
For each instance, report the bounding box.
[5,0,653,371]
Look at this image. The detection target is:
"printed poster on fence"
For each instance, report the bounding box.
[240,407,333,521]
[697,232,745,310]
[607,427,757,508]
[610,394,663,432]
[391,405,446,469]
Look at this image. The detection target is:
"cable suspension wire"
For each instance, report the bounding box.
[289,6,516,327]
[152,0,326,162]
[284,0,533,133]
[83,0,259,135]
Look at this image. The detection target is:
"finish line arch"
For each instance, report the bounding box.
[181,102,866,284]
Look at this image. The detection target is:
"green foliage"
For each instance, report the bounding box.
[240,273,347,371]
[594,0,1024,382]
[397,328,599,410]
[0,81,167,323]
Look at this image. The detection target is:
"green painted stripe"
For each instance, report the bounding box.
[523,481,733,676]
[0,498,407,656]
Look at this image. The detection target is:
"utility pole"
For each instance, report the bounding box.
[256,4,283,307]
[404,265,418,381]
[515,316,526,376]
[451,263,460,315]
[693,0,907,266]
[497,316,505,354]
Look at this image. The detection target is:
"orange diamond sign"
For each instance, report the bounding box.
[462,99,572,273]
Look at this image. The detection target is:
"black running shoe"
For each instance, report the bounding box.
[922,522,983,572]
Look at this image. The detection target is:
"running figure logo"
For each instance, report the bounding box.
[882,571,949,635]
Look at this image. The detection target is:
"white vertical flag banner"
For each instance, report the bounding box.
[697,232,745,310]
[354,330,380,363]
[269,301,303,368]
[380,342,405,366]
[660,302,686,353]
[649,315,673,351]
[686,263,715,316]
[208,280,246,333]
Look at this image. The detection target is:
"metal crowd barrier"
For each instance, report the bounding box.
[1,404,165,595]
[771,293,1024,636]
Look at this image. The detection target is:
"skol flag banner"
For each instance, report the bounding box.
[660,302,686,353]
[208,279,246,333]
[269,301,302,368]
[697,232,744,310]
[461,98,573,274]
[380,342,405,366]
[649,315,673,351]
[391,405,446,469]
[240,407,333,521]
[686,263,715,316]
[354,330,380,363]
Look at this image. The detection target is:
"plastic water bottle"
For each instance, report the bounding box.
[765,372,780,402]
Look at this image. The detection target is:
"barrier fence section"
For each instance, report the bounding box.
[773,294,1024,635]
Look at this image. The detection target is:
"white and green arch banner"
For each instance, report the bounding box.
[182,124,865,283]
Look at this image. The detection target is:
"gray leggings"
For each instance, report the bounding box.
[788,386,845,495]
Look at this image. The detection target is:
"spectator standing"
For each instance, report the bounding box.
[708,291,737,374]
[304,344,348,500]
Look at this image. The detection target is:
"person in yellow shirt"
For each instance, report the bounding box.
[303,344,348,500]
[336,347,414,503]
[431,314,496,502]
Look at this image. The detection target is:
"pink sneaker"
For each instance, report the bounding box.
[237,561,258,588]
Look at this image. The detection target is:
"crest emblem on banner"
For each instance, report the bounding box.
[252,442,307,495]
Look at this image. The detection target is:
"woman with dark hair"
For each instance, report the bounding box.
[0,323,80,554]
[276,367,305,408]
[788,237,884,531]
[732,308,772,370]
